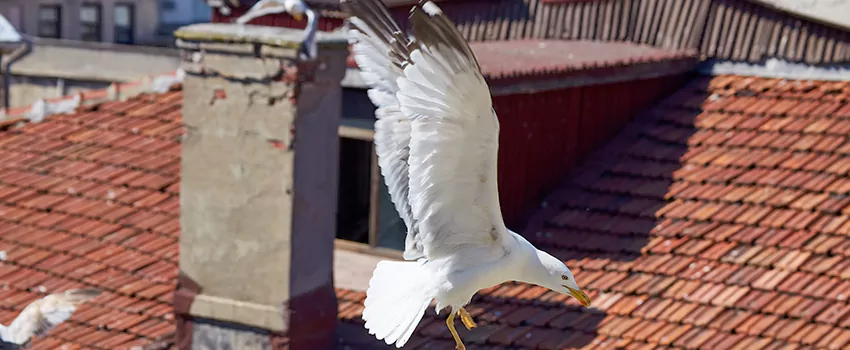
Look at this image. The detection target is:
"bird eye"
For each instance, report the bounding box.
[561,275,569,280]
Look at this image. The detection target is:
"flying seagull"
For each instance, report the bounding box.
[0,288,101,348]
[236,0,319,59]
[341,0,591,349]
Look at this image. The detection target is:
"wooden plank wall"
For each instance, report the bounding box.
[494,73,692,227]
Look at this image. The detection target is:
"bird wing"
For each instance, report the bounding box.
[4,289,101,345]
[345,0,421,259]
[236,0,287,24]
[345,0,510,261]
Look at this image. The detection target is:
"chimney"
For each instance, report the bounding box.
[172,23,347,349]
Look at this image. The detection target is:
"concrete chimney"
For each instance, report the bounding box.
[172,23,347,349]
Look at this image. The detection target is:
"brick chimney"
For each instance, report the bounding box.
[172,23,347,349]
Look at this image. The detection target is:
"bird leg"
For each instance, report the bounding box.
[458,307,477,330]
[446,311,466,350]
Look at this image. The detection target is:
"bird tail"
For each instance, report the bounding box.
[362,260,433,348]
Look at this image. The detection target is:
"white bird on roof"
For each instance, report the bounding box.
[236,0,319,59]
[0,288,101,348]
[342,0,592,349]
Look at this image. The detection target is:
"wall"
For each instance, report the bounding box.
[0,0,161,44]
[6,75,109,108]
[160,0,211,25]
[1,38,180,108]
[494,73,692,227]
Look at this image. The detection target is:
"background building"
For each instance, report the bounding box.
[0,0,210,46]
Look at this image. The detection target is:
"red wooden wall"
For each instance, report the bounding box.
[213,6,345,31]
[493,74,691,227]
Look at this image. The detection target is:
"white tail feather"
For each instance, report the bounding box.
[363,260,433,348]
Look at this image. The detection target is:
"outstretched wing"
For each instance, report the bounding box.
[4,289,101,345]
[344,0,510,261]
[345,0,422,259]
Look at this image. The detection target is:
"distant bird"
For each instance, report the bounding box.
[0,289,101,348]
[236,0,319,59]
[342,0,592,349]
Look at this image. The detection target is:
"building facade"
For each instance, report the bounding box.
[0,0,211,46]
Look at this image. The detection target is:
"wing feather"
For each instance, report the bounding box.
[344,0,424,259]
[344,0,510,261]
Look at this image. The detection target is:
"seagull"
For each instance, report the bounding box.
[342,0,592,349]
[0,288,101,348]
[236,0,319,59]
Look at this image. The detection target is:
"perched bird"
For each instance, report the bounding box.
[236,0,319,59]
[342,0,592,349]
[0,288,101,348]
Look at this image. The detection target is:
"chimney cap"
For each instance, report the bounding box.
[174,23,347,50]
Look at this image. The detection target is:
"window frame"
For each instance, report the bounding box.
[79,3,102,42]
[37,5,62,38]
[113,3,135,44]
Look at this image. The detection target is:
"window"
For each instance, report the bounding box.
[37,5,61,38]
[80,4,101,41]
[114,4,134,44]
[161,0,176,11]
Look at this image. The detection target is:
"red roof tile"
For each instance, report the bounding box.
[5,72,850,349]
[333,74,850,348]
[0,87,182,349]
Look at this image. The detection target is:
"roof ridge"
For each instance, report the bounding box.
[0,69,185,124]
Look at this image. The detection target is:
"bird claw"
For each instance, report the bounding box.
[458,307,477,330]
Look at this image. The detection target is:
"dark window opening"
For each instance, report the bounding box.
[80,4,102,41]
[337,138,373,244]
[37,5,61,38]
[114,4,134,44]
[161,0,177,11]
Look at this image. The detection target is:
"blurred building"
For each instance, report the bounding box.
[0,0,210,46]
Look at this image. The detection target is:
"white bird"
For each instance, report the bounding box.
[0,288,101,348]
[341,1,592,349]
[236,0,319,59]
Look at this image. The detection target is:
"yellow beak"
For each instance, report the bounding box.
[293,13,304,21]
[564,285,591,307]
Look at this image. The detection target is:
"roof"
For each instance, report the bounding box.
[0,89,183,349]
[338,75,850,349]
[342,40,697,89]
[467,40,694,81]
[3,72,850,349]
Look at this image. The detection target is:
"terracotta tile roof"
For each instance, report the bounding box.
[0,87,183,349]
[5,72,850,349]
[337,75,850,349]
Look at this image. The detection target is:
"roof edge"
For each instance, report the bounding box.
[0,69,185,122]
[343,54,699,95]
[701,58,850,81]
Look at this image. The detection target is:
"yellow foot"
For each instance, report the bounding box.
[446,311,467,350]
[458,307,477,330]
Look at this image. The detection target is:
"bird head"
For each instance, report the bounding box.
[535,250,591,308]
[284,0,308,21]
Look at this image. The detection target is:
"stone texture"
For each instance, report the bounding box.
[175,22,348,349]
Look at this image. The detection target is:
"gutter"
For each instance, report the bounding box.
[3,35,32,110]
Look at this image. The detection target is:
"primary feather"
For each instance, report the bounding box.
[344,0,507,264]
